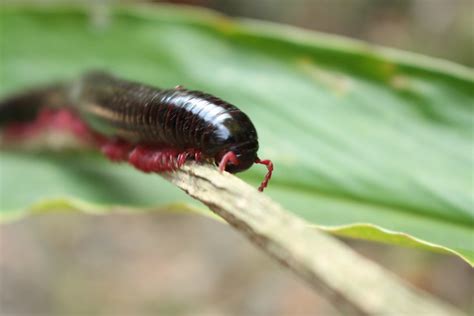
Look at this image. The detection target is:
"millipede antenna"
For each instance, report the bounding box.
[255,158,273,192]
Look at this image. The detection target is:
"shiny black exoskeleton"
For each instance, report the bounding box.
[73,72,260,173]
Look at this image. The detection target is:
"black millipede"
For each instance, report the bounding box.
[0,72,274,191]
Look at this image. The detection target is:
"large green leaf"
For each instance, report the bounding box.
[1,5,473,265]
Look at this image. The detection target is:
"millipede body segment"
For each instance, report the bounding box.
[0,72,273,191]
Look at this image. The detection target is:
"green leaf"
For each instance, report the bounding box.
[1,5,473,265]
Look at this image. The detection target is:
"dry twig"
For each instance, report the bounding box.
[163,162,463,316]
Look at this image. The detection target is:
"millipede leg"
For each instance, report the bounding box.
[100,139,133,162]
[2,108,94,142]
[218,151,239,172]
[126,145,201,173]
[255,158,274,192]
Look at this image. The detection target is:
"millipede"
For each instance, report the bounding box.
[0,72,274,191]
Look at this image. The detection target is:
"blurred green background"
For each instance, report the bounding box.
[170,0,474,67]
[1,1,473,315]
[9,0,473,66]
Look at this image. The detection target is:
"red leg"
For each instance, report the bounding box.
[2,108,97,143]
[255,158,274,192]
[129,145,176,172]
[218,151,239,172]
[100,139,133,162]
[194,150,202,162]
[42,108,91,138]
[127,145,201,173]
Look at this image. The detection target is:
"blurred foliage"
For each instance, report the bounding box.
[201,0,474,67]
[4,0,473,66]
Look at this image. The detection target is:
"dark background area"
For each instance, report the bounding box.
[1,1,473,315]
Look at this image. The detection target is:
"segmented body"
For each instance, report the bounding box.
[72,72,262,173]
[0,72,273,191]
